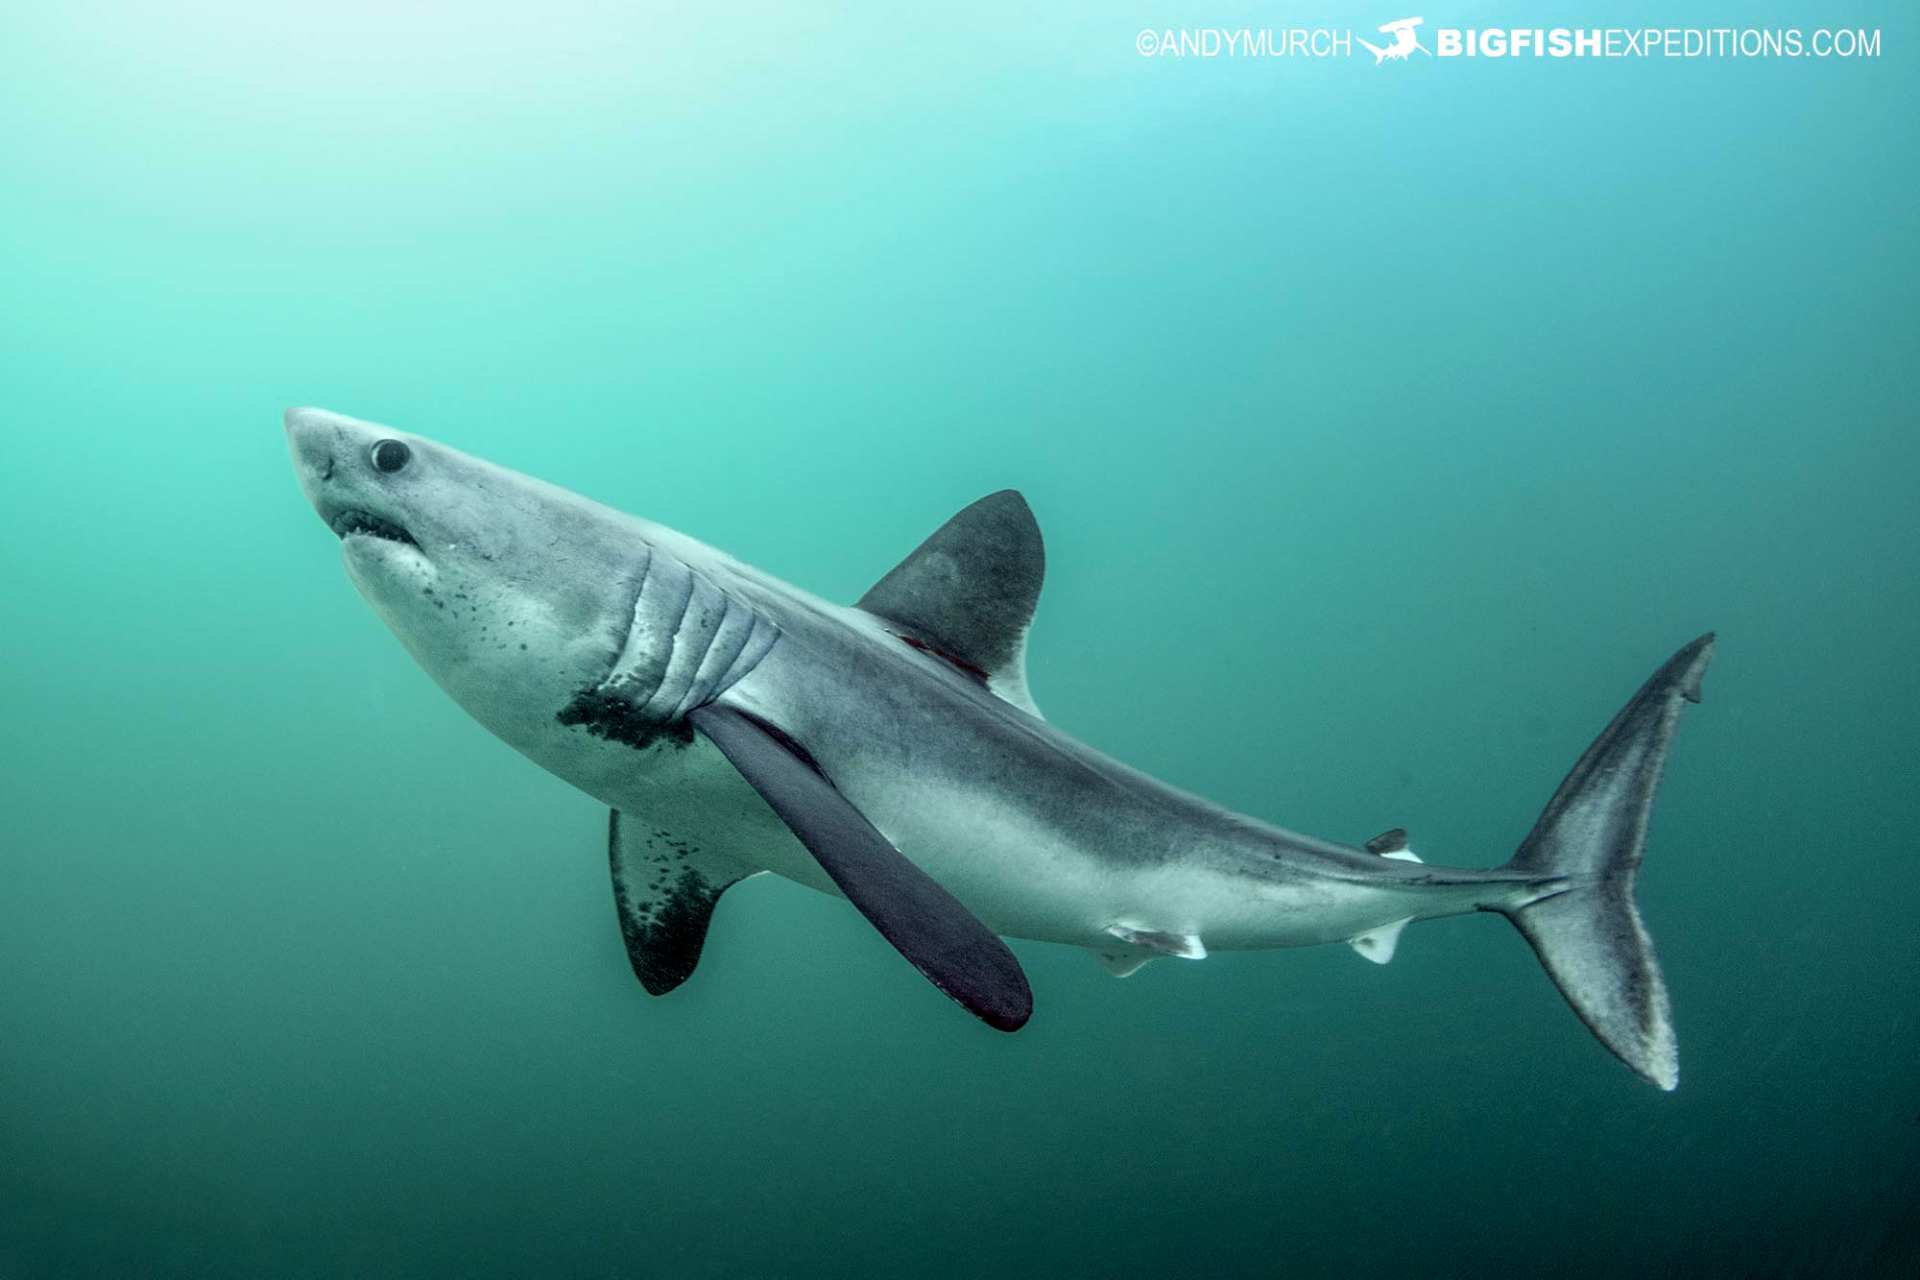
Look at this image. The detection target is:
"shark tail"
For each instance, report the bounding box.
[1494,634,1714,1091]
[1359,39,1388,63]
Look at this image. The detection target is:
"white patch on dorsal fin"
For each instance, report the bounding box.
[1348,917,1412,964]
[1365,828,1424,863]
[1106,923,1206,960]
[856,490,1045,718]
[1088,947,1157,978]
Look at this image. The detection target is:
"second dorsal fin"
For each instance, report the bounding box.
[856,490,1045,716]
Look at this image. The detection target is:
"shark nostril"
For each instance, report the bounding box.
[320,456,335,482]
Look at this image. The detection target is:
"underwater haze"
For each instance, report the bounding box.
[3,1,1916,1276]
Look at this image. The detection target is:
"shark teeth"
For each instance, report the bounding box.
[331,509,418,547]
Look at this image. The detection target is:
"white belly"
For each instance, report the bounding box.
[512,704,1436,957]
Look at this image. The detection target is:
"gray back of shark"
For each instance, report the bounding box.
[287,406,1713,1090]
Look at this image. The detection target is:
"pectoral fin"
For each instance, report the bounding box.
[609,810,759,995]
[687,704,1033,1032]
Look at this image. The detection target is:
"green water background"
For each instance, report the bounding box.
[3,1,1915,1275]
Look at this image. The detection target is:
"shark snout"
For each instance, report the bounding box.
[284,407,423,553]
[284,405,346,445]
[285,406,351,511]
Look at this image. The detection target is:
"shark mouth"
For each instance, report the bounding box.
[330,509,418,548]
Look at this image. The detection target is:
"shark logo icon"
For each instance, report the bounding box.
[1360,16,1431,63]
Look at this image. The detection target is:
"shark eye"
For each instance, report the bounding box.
[370,439,412,473]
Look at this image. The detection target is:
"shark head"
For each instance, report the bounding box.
[284,406,646,747]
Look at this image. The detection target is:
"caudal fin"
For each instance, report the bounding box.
[1497,634,1715,1091]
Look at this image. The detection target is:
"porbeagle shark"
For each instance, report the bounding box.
[287,407,1712,1089]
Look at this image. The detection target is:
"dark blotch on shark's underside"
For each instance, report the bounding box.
[558,687,695,751]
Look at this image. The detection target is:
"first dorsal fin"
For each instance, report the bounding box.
[1365,828,1409,855]
[1365,828,1424,863]
[857,490,1044,717]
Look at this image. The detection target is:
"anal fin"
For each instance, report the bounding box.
[609,810,759,995]
[1348,917,1412,965]
[1088,945,1157,978]
[1106,924,1206,960]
